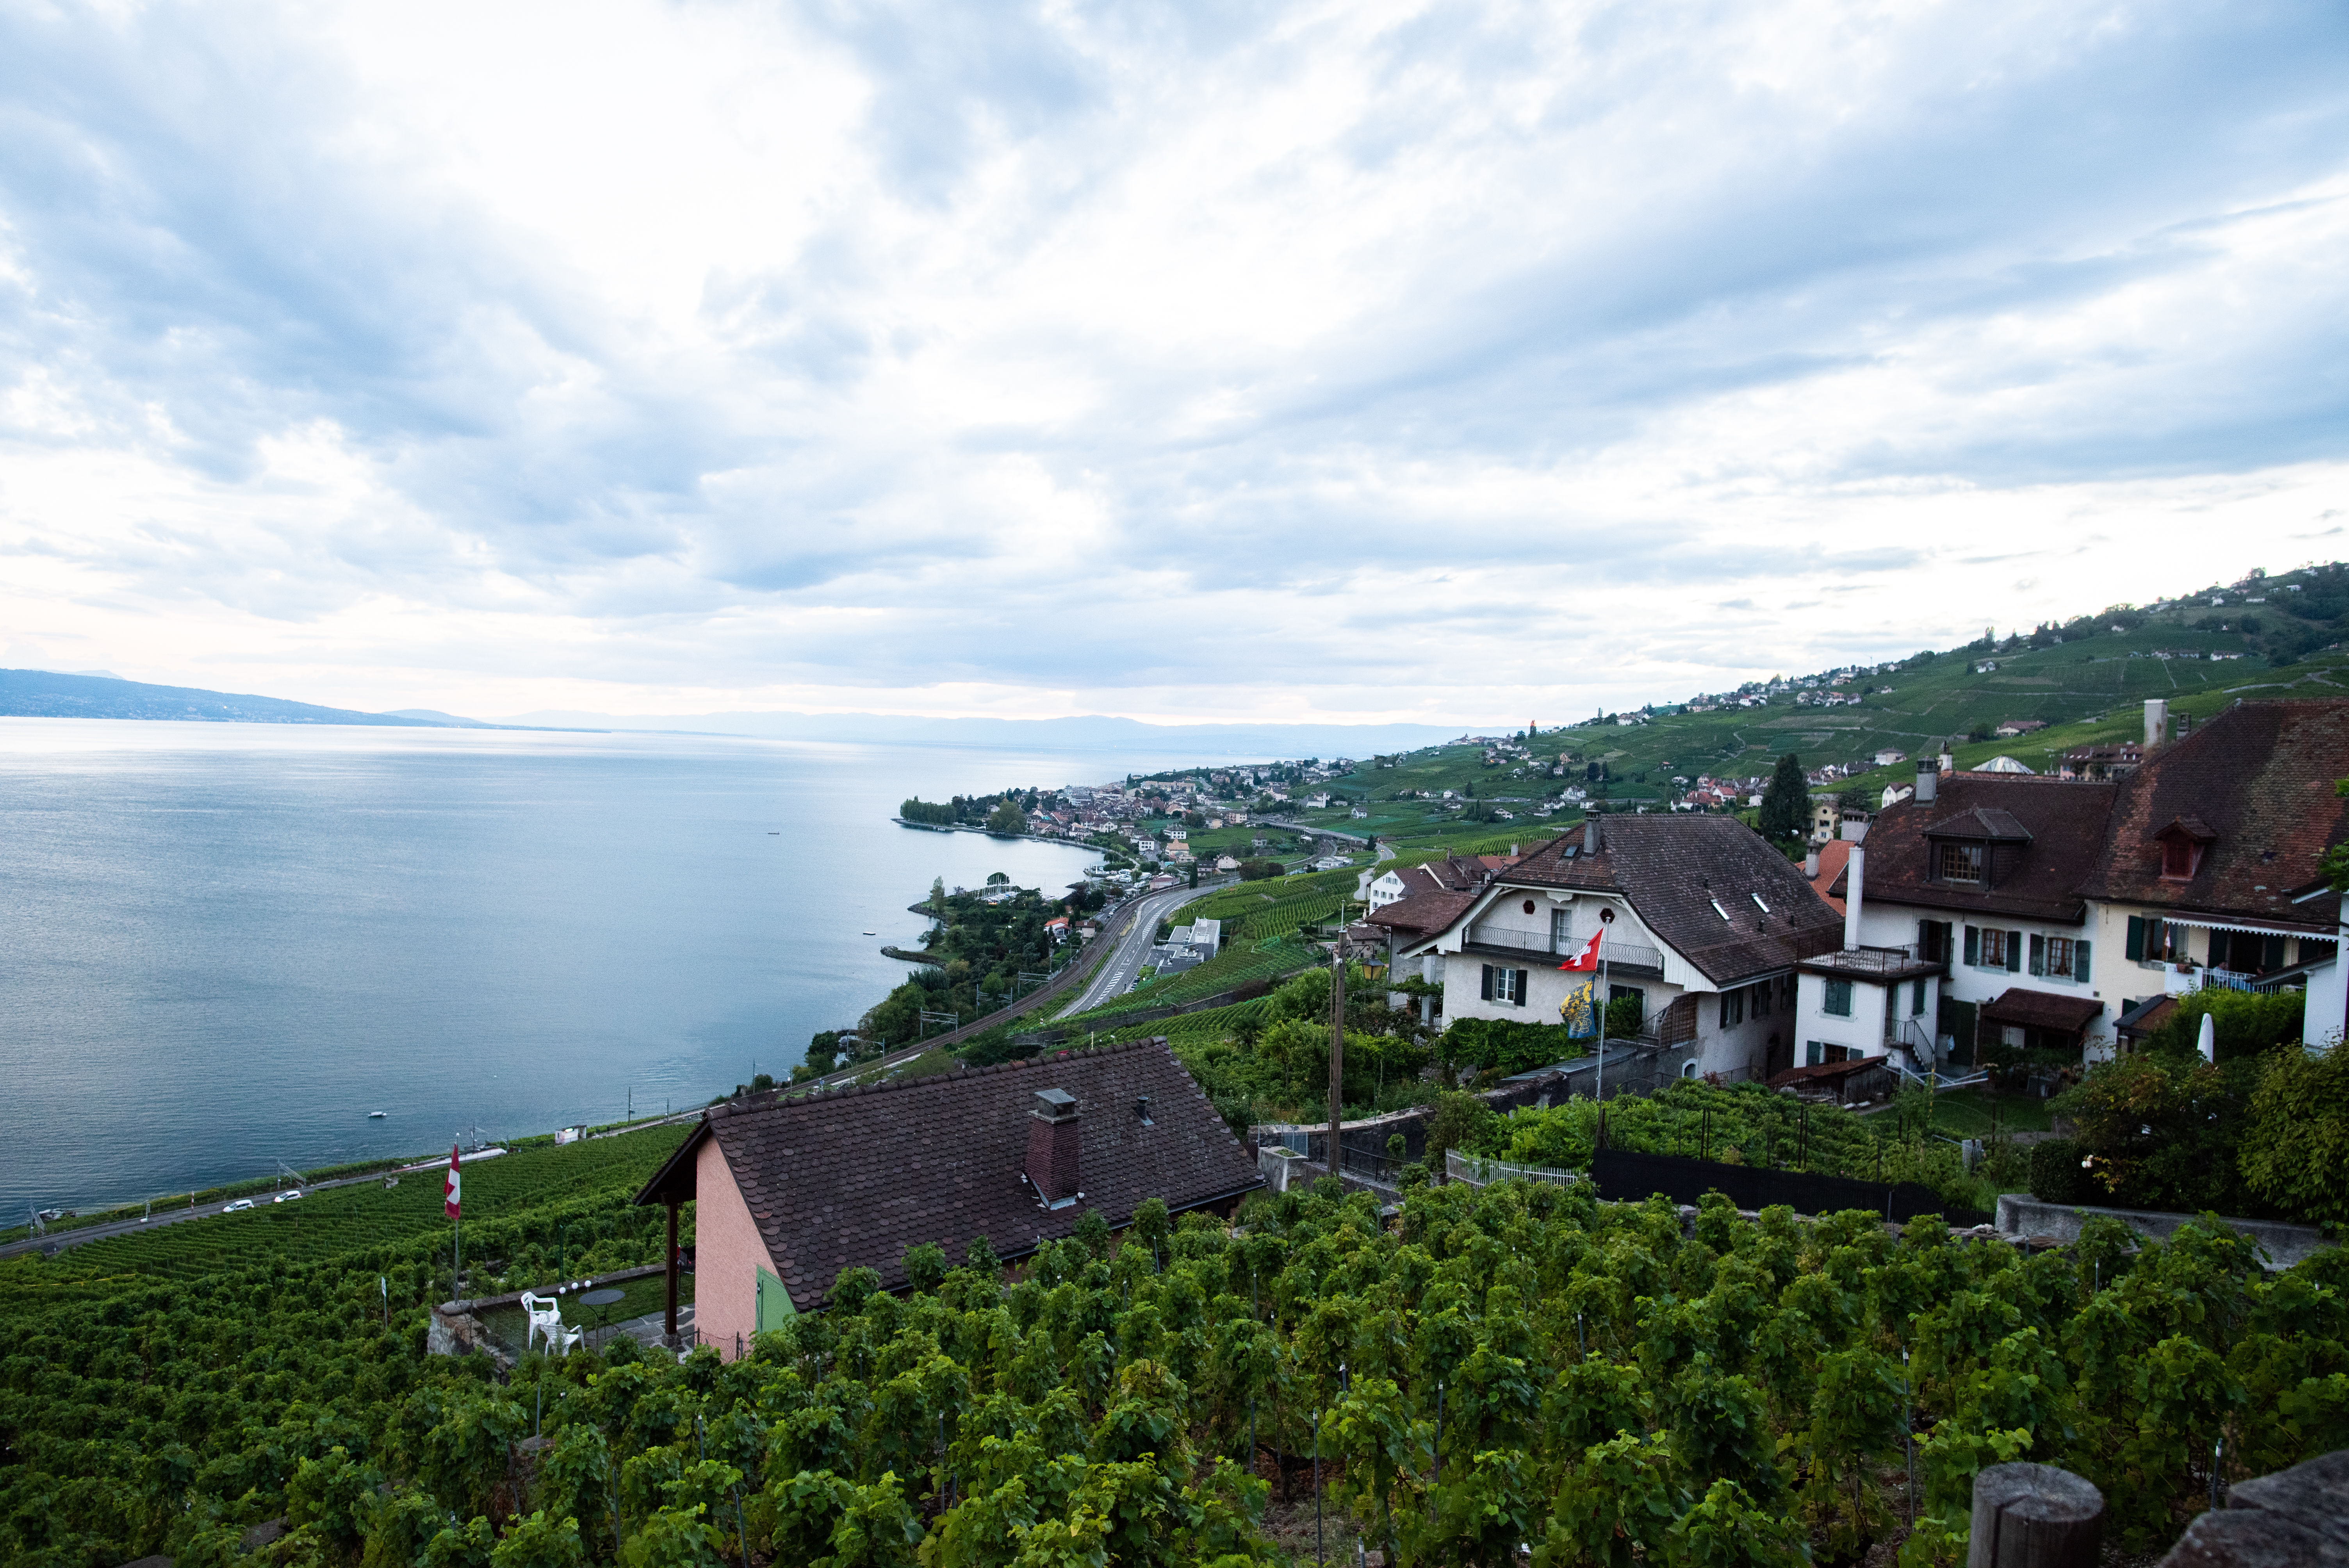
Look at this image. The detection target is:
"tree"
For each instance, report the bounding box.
[985,800,1026,835]
[1757,754,1809,841]
[2240,1045,2349,1224]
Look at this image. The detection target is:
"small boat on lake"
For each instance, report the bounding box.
[368,1110,387,1118]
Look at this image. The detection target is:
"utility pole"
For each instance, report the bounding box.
[1328,931,1347,1184]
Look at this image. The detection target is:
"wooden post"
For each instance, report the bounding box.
[1968,1462,2103,1568]
[664,1202,680,1347]
[1328,933,1346,1184]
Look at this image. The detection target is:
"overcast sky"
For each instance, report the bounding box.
[1,0,2344,726]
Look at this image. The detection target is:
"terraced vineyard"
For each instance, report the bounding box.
[17,1125,686,1286]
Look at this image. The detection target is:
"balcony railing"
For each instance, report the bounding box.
[1465,925,1665,974]
[1805,943,1930,975]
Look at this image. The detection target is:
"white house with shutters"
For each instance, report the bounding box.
[1367,816,1844,1083]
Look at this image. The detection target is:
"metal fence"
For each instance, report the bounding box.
[1446,1149,1584,1188]
[1592,1148,1993,1227]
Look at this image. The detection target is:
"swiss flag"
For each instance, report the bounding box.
[444,1145,462,1219]
[1558,929,1603,972]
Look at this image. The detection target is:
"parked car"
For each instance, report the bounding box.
[222,1199,255,1212]
[273,1190,303,1203]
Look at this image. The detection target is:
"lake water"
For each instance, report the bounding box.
[0,720,1199,1217]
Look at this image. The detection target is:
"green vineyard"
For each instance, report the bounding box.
[7,1156,2341,1567]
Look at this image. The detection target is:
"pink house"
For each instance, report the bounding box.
[633,1037,1264,1358]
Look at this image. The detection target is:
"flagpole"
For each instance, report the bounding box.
[1595,954,1607,1106]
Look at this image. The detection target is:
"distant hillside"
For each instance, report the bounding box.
[0,669,466,728]
[1289,560,2349,832]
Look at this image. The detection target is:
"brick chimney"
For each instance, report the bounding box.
[1025,1088,1082,1206]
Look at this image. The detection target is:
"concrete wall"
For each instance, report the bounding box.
[693,1137,776,1361]
[1995,1193,2333,1271]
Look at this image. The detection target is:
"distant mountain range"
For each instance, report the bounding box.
[0,670,1462,757]
[0,670,569,730]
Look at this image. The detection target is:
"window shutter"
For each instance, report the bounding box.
[1514,969,1529,1008]
[2007,931,2023,972]
[2126,916,2144,961]
[2028,934,2045,976]
[2074,940,2092,982]
[1481,964,1494,1001]
[2265,934,2288,971]
[1964,926,1979,965]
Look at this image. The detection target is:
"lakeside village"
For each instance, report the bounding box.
[20,567,2349,1568]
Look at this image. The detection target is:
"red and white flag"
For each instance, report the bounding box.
[444,1144,462,1219]
[1558,929,1604,972]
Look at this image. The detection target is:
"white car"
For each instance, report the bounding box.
[222,1199,255,1213]
[273,1190,303,1203]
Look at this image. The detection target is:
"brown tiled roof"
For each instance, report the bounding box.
[1857,775,2119,923]
[1979,988,2105,1033]
[1365,884,1478,939]
[1496,816,1843,985]
[635,1039,1262,1310]
[2078,700,2349,934]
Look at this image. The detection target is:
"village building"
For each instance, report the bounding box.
[1368,817,1842,1081]
[634,1039,1262,1358]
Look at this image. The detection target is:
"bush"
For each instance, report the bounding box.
[1238,859,1284,880]
[1444,1016,1586,1078]
[2028,1138,2091,1206]
[2143,989,2304,1060]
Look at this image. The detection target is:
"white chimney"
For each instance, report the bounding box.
[1937,750,1953,775]
[1585,815,1602,854]
[1842,845,1865,951]
[1805,847,1821,878]
[2144,698,2169,749]
[1914,760,1937,805]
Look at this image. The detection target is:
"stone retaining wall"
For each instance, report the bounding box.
[1994,1195,2333,1270]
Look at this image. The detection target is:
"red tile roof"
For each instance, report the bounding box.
[2078,700,2349,934]
[636,1039,1262,1310]
[1811,840,1854,914]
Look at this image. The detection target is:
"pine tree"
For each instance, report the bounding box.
[1759,752,1810,841]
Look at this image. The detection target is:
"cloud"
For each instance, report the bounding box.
[0,0,2345,723]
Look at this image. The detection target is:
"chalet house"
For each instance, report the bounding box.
[2074,700,2349,1048]
[1829,762,2119,1063]
[1825,698,2349,1063]
[635,1039,1263,1358]
[1368,816,1843,1082]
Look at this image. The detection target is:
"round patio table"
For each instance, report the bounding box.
[577,1286,626,1348]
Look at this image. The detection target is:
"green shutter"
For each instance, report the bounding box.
[2007,931,2023,972]
[1964,926,1979,965]
[755,1264,794,1333]
[1514,969,1529,1008]
[2126,916,2144,961]
[2074,940,2092,982]
[2028,934,2044,976]
[2265,934,2288,971]
[1481,964,1494,1001]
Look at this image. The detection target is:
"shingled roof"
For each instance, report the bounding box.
[635,1038,1262,1311]
[1495,816,1843,985]
[1855,775,2119,923]
[2078,699,2349,934]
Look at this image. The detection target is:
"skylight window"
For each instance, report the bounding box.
[1751,893,1771,914]
[1709,898,1731,921]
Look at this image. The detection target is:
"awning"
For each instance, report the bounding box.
[1980,988,2105,1034]
[2134,912,2333,941]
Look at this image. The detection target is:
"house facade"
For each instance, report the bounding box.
[1833,763,2121,1061]
[1368,816,1843,1082]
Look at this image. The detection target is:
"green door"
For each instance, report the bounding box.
[755,1265,795,1333]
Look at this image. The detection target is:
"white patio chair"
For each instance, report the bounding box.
[521,1291,574,1355]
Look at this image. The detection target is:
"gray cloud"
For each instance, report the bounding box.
[0,0,2344,720]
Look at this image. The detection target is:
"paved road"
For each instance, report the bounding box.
[0,1147,481,1262]
[1060,879,1229,1015]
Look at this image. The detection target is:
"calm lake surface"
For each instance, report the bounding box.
[0,720,1192,1215]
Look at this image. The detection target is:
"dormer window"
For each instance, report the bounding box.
[1937,843,1984,885]
[2153,816,2217,882]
